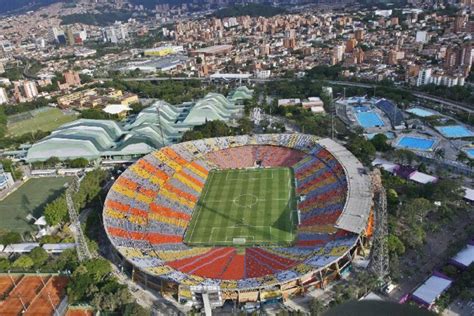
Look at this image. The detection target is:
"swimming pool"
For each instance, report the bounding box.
[396,136,436,151]
[435,125,474,138]
[354,106,370,113]
[356,112,385,128]
[406,107,435,118]
[464,148,474,159]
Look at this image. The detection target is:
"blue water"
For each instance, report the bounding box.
[436,125,474,138]
[354,106,369,113]
[396,136,435,151]
[356,112,385,128]
[406,107,435,117]
[465,148,474,159]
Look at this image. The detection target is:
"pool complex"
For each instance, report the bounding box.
[464,148,474,159]
[395,136,436,151]
[406,107,436,118]
[356,111,385,128]
[435,125,474,138]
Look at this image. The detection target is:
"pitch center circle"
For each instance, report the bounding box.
[233,194,258,208]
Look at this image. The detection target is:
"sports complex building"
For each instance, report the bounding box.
[25,87,253,163]
[102,133,374,308]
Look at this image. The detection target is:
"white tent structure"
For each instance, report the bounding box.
[411,274,452,308]
[371,158,398,173]
[462,187,474,202]
[450,244,474,269]
[42,243,76,254]
[2,243,40,253]
[408,171,438,184]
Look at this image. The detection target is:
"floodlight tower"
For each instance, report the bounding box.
[369,169,389,280]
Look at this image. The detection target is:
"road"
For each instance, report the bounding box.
[96,77,474,112]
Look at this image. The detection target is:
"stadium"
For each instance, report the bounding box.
[103,134,374,308]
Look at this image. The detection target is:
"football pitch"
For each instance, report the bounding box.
[0,177,72,233]
[7,107,78,137]
[184,167,297,246]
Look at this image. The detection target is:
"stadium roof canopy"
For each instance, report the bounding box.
[411,274,452,306]
[319,138,372,234]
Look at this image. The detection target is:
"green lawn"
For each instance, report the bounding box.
[0,177,72,234]
[7,108,77,137]
[184,167,296,246]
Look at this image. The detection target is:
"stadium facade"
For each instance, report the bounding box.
[25,87,253,163]
[102,134,374,308]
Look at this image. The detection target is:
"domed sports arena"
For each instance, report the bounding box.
[103,134,373,307]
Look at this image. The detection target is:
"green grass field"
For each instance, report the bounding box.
[184,167,296,246]
[7,108,78,137]
[0,177,72,234]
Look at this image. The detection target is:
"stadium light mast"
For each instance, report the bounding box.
[369,169,390,280]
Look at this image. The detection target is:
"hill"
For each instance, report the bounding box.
[214,4,287,18]
[0,0,64,15]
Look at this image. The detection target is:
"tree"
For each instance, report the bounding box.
[387,188,399,208]
[83,258,112,282]
[29,247,49,267]
[0,258,10,271]
[347,136,376,165]
[0,231,21,245]
[123,303,151,316]
[181,120,234,141]
[393,149,417,165]
[69,158,89,168]
[0,159,23,180]
[44,195,68,226]
[40,234,62,244]
[53,248,79,271]
[432,178,462,202]
[370,133,390,152]
[12,255,34,270]
[92,286,133,311]
[402,198,432,223]
[387,234,405,255]
[457,151,469,164]
[45,156,61,167]
[309,298,325,316]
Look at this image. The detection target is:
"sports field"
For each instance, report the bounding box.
[7,107,78,137]
[0,177,71,233]
[184,167,296,246]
